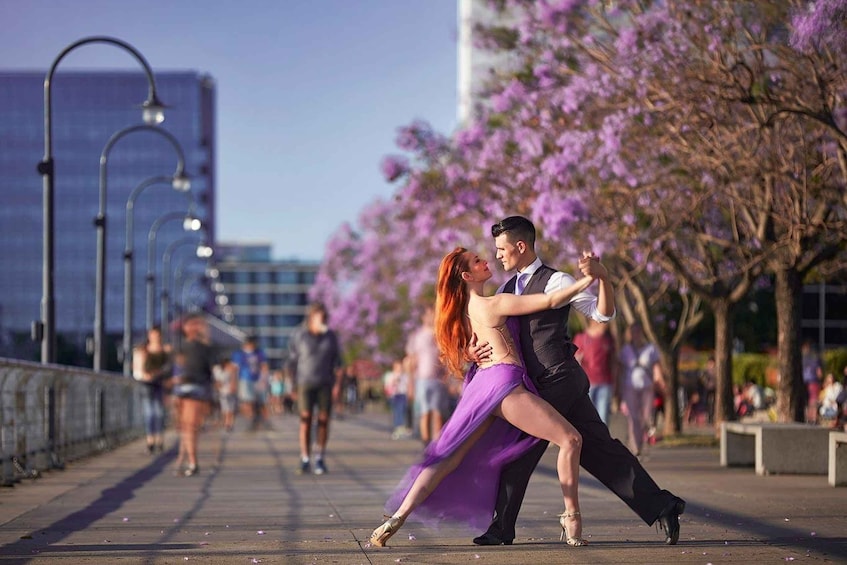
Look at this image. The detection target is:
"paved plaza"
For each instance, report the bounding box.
[1,409,845,564]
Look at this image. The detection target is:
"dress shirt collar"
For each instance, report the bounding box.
[517,257,543,277]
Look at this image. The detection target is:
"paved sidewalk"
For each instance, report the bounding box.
[1,409,845,564]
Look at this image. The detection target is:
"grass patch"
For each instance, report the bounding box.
[656,434,719,448]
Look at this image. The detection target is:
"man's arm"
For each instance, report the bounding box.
[578,252,615,318]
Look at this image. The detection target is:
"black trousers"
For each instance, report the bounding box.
[486,359,677,541]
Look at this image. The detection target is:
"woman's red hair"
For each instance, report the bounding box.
[434,247,472,378]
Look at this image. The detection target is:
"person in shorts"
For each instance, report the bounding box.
[287,303,342,475]
[406,306,448,445]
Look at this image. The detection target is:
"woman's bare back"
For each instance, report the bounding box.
[467,296,521,369]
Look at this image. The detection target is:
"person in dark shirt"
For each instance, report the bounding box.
[132,326,171,454]
[287,302,342,475]
[173,313,216,477]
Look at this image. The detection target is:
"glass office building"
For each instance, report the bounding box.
[211,243,319,369]
[0,71,216,367]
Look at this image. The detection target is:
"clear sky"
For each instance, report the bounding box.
[0,0,459,260]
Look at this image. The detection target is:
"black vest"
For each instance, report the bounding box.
[504,264,576,383]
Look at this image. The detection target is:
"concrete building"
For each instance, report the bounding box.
[457,0,521,123]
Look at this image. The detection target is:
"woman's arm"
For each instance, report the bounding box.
[489,275,595,318]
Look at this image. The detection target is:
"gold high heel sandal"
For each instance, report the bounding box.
[370,514,405,547]
[558,511,587,546]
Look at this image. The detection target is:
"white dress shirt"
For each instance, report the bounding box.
[496,257,615,323]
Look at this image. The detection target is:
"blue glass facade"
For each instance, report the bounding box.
[0,71,216,365]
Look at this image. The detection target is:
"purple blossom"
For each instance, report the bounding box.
[531,192,587,240]
[536,0,581,35]
[790,0,847,54]
[491,79,527,112]
[533,63,556,89]
[515,127,544,158]
[380,155,409,182]
[444,163,464,185]
[616,27,639,54]
[395,120,434,152]
[455,123,486,152]
[395,125,419,151]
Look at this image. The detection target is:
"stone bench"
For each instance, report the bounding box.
[720,422,831,475]
[829,431,847,487]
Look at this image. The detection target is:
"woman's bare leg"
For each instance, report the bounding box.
[372,416,495,546]
[392,417,493,519]
[494,386,583,538]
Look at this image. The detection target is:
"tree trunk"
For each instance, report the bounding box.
[774,267,804,422]
[711,299,737,428]
[660,348,681,436]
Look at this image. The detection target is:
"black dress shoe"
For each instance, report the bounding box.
[657,497,686,545]
[472,532,513,546]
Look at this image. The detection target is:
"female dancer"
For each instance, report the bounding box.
[371,247,594,547]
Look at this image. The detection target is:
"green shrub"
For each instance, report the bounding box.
[823,348,847,381]
[732,353,772,388]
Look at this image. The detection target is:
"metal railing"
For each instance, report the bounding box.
[0,357,143,486]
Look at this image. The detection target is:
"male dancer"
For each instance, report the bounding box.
[472,216,685,546]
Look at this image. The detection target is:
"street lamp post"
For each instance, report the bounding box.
[38,36,165,365]
[97,125,189,373]
[171,272,208,351]
[146,211,202,330]
[122,173,191,376]
[160,237,210,342]
[180,274,209,314]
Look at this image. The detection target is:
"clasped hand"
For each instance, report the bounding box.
[578,251,607,280]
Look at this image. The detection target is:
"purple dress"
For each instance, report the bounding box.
[385,318,541,530]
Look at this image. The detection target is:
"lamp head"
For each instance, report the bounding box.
[141,95,166,125]
[196,244,214,259]
[183,216,202,232]
[171,172,191,192]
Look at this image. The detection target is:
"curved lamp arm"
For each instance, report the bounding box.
[44,36,164,161]
[38,35,164,365]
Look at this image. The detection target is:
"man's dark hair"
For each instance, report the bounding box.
[307,302,327,316]
[491,216,536,247]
